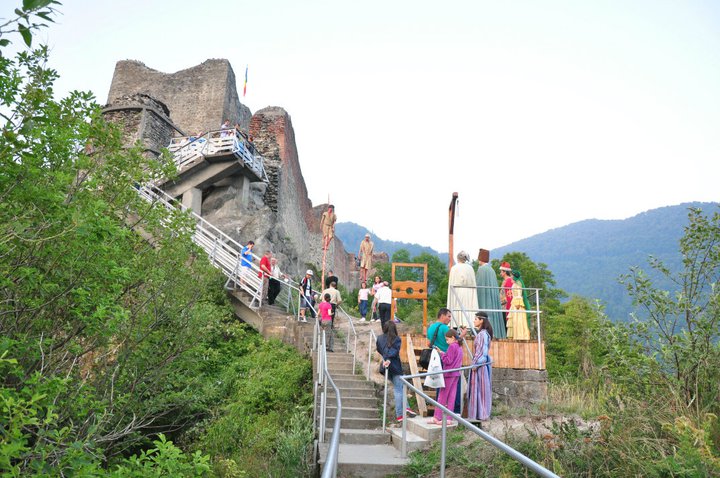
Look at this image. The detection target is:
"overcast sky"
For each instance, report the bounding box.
[4,0,719,253]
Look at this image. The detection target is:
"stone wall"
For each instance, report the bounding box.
[102,94,175,155]
[246,107,357,285]
[493,368,548,408]
[107,59,252,136]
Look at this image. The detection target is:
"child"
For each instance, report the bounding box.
[319,293,334,352]
[357,281,370,322]
[429,329,463,425]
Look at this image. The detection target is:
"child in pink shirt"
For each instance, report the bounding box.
[319,293,334,352]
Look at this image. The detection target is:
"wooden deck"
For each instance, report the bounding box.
[401,333,546,370]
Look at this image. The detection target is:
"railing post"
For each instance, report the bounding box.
[440,416,448,478]
[401,383,408,458]
[352,335,357,375]
[382,368,388,433]
[536,288,542,369]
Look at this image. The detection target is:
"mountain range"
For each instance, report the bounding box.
[336,202,718,321]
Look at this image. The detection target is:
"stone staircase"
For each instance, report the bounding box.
[317,349,409,478]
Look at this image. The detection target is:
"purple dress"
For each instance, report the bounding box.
[433,342,463,421]
[467,330,492,420]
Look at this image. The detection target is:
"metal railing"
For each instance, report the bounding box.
[449,284,545,369]
[316,330,341,478]
[398,364,560,478]
[136,185,265,307]
[167,128,268,182]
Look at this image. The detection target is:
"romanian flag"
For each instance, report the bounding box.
[243,65,248,97]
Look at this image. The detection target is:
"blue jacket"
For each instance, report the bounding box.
[376,334,403,376]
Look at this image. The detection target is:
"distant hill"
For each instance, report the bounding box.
[338,202,718,321]
[492,202,717,321]
[334,222,449,264]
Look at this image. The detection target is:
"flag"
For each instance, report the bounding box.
[243,65,248,97]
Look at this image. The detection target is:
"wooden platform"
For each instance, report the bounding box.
[401,333,545,370]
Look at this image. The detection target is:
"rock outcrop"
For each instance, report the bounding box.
[105,59,361,286]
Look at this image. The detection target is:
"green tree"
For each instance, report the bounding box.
[544,296,608,379]
[618,206,720,416]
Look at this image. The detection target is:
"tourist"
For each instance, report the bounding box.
[467,311,493,421]
[320,205,336,251]
[299,270,315,322]
[320,281,343,328]
[499,261,514,322]
[220,119,232,137]
[259,250,272,304]
[319,293,334,352]
[376,321,417,424]
[447,250,479,328]
[325,269,339,289]
[428,308,466,414]
[429,329,464,425]
[240,240,255,285]
[357,281,371,322]
[475,249,506,338]
[267,257,286,305]
[358,233,374,285]
[376,280,392,326]
[370,275,383,322]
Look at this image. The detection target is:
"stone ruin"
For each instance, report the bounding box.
[103,59,368,285]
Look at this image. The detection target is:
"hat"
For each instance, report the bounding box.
[478,248,490,263]
[499,261,512,272]
[475,311,488,319]
[365,233,370,237]
[306,269,313,275]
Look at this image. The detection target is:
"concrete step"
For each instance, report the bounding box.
[325,416,382,430]
[330,373,368,382]
[318,443,408,478]
[326,387,377,400]
[324,406,380,419]
[323,395,377,409]
[388,426,430,452]
[327,363,356,374]
[332,379,375,390]
[402,415,458,441]
[324,428,391,445]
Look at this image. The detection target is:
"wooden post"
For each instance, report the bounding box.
[448,192,458,270]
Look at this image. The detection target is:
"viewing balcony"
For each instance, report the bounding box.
[166,128,267,184]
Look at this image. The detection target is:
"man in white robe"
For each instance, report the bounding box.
[446,251,478,328]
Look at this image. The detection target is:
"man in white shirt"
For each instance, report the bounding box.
[376,281,392,326]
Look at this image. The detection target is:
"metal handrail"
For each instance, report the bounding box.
[336,305,358,363]
[136,185,265,307]
[399,363,560,478]
[317,327,342,477]
[168,128,267,182]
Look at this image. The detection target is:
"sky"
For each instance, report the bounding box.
[3,0,719,253]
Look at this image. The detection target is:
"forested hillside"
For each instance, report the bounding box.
[492,202,717,320]
[339,203,719,321]
[335,222,449,265]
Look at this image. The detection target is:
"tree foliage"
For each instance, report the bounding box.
[618,206,720,416]
[0,10,315,477]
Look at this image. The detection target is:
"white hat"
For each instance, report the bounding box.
[306,269,313,275]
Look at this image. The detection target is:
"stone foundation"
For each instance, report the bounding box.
[493,368,548,407]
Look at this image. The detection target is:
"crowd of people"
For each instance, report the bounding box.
[238,237,534,426]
